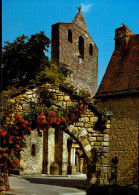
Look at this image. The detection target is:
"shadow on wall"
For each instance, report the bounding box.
[119,159,138,186]
[87,157,138,195]
[109,156,118,185]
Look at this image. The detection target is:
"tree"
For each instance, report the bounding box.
[2,32,50,90]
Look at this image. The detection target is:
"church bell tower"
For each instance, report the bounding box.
[51,9,98,95]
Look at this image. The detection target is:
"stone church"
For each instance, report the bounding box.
[5,10,138,187]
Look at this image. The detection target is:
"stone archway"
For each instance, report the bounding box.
[65,121,110,188]
[42,112,110,189]
[7,83,111,190]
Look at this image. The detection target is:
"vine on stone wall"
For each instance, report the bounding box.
[0,90,93,191]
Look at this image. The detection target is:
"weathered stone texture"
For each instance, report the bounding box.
[96,95,139,185]
[8,82,110,186]
[51,22,98,96]
[20,130,43,175]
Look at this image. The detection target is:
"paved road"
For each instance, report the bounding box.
[4,175,87,195]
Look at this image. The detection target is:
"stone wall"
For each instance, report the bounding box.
[65,116,110,185]
[51,23,98,95]
[20,130,43,175]
[96,95,139,185]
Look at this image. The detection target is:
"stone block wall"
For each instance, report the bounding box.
[96,95,139,185]
[66,114,110,185]
[51,23,98,95]
[20,130,43,175]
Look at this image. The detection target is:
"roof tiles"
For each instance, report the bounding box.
[96,34,139,97]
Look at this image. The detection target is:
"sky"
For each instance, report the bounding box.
[2,0,139,87]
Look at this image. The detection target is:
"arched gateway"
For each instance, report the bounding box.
[9,82,111,188]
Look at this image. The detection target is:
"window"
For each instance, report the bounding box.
[89,43,93,56]
[79,36,84,59]
[68,29,72,43]
[31,144,36,156]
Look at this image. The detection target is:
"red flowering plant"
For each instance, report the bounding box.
[0,114,31,191]
[0,90,93,191]
[24,90,93,133]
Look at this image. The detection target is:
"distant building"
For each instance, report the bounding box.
[95,24,139,185]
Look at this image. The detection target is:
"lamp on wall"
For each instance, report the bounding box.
[106,111,113,119]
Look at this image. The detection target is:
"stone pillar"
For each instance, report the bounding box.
[70,147,76,165]
[68,145,72,174]
[75,154,79,172]
[86,133,110,188]
[55,128,62,175]
[79,158,84,173]
[61,132,70,175]
[43,128,55,174]
[55,129,69,175]
[19,159,24,175]
[69,147,76,174]
[73,147,76,165]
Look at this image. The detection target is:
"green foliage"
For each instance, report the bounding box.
[1,30,76,94]
[1,61,74,124]
[2,31,50,90]
[36,63,66,87]
[58,63,73,77]
[0,88,17,123]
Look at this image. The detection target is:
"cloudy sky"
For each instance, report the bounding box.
[2,0,139,87]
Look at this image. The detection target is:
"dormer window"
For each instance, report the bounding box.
[68,30,72,43]
[89,43,93,56]
[79,36,84,59]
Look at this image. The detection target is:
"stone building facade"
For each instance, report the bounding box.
[95,24,139,186]
[51,11,98,95]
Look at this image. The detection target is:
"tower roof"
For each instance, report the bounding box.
[72,11,88,32]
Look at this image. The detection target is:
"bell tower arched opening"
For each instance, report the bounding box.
[79,36,84,59]
[68,29,72,43]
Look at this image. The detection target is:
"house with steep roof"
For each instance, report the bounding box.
[95,24,139,186]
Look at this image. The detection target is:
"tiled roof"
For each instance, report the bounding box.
[96,34,139,97]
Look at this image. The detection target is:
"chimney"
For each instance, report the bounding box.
[114,24,134,50]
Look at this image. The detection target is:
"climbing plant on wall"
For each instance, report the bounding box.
[0,90,93,191]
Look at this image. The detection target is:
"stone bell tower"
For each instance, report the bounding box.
[51,9,98,95]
